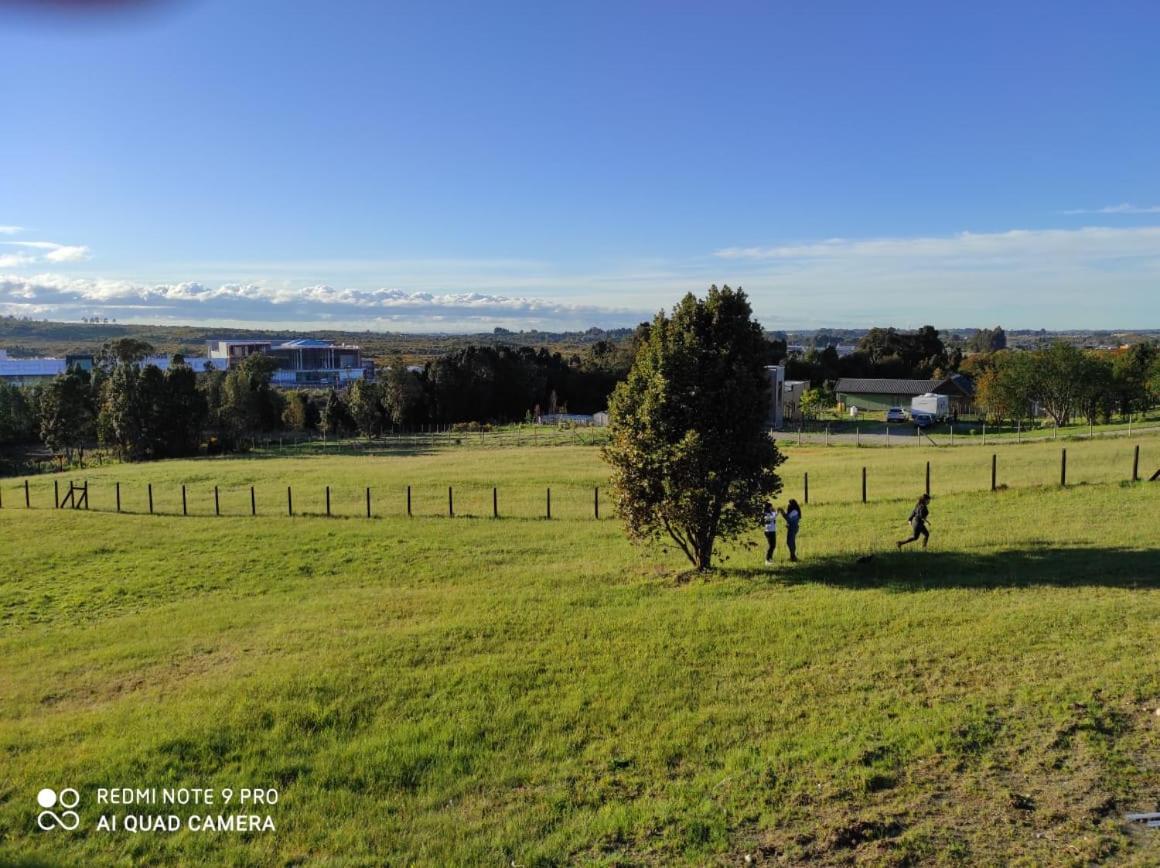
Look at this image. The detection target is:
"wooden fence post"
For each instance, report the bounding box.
[804,472,809,505]
[288,486,293,516]
[407,485,412,517]
[83,481,88,510]
[116,481,121,513]
[214,486,220,516]
[546,487,551,519]
[148,483,153,514]
[366,487,371,518]
[448,486,453,517]
[326,485,331,517]
[991,454,997,492]
[861,466,867,503]
[54,479,59,509]
[1060,448,1067,487]
[1133,444,1140,482]
[250,486,256,516]
[594,486,599,519]
[182,484,187,515]
[493,487,498,518]
[25,479,30,508]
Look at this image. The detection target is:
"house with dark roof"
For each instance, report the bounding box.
[835,376,974,415]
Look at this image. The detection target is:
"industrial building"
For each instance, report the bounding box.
[835,376,974,415]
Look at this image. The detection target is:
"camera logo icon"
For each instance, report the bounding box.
[37,788,80,831]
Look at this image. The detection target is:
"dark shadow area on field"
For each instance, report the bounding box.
[235,443,442,459]
[726,547,1160,591]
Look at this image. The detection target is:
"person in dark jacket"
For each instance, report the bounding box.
[897,494,931,549]
[780,499,802,562]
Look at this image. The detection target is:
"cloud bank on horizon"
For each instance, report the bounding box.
[1,223,1157,332]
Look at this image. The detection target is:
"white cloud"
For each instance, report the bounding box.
[0,225,24,235]
[714,226,1160,263]
[0,273,647,331]
[1062,203,1160,215]
[0,222,1156,330]
[4,240,92,263]
[707,224,1160,328]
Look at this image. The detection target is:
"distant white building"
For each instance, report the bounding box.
[207,338,368,386]
[764,365,786,429]
[537,413,596,426]
[782,379,808,422]
[0,356,67,387]
[141,355,215,373]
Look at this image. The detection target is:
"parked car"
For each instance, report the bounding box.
[885,406,908,423]
[910,411,935,428]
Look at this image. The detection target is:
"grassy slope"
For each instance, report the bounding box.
[1,440,1158,866]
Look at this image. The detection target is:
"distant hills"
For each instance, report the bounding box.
[1,316,1155,363]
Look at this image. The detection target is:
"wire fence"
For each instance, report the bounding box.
[2,443,1153,520]
[778,419,1160,448]
[0,478,611,520]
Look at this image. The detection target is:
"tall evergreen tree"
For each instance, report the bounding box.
[603,286,785,571]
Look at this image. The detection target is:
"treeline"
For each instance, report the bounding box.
[971,341,1159,425]
[0,339,638,462]
[781,325,962,383]
[304,343,634,437]
[6,329,1155,465]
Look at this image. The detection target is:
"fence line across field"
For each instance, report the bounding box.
[2,443,1152,520]
[785,419,1160,448]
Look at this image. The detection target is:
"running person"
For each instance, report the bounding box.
[762,502,777,564]
[781,499,802,562]
[897,494,931,549]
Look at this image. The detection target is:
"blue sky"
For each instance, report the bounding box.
[2,0,1158,331]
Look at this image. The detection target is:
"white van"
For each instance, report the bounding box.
[910,393,950,421]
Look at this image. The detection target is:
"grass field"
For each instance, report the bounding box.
[2,438,1159,865]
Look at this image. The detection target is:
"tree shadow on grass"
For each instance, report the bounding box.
[234,443,442,460]
[725,546,1160,591]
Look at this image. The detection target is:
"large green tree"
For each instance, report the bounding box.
[346,379,385,438]
[1111,341,1158,416]
[381,358,426,427]
[219,355,283,442]
[38,369,95,460]
[603,286,785,571]
[976,350,1035,423]
[0,383,37,445]
[99,361,149,459]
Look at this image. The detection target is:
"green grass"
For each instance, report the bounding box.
[1,439,1158,865]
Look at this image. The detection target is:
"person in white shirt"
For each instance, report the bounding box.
[762,502,777,565]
